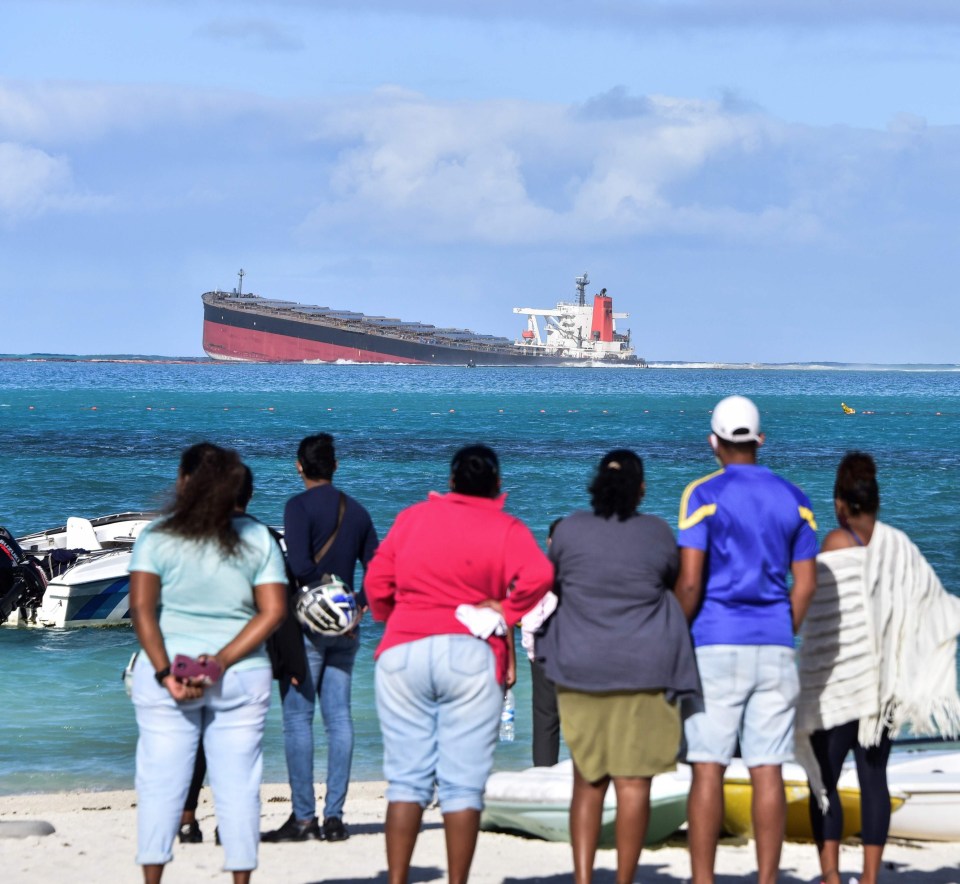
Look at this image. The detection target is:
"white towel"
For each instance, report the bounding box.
[455,604,507,639]
[520,591,558,661]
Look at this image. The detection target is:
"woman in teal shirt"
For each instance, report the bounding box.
[129,443,287,884]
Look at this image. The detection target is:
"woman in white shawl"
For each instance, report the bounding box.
[797,452,960,884]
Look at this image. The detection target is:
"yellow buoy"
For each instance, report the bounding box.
[841,402,855,414]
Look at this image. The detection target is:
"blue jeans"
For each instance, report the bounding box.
[132,657,272,871]
[375,634,502,813]
[280,630,358,820]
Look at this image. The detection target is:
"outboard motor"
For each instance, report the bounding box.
[0,527,47,625]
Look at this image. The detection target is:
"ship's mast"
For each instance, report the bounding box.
[237,268,245,296]
[575,272,589,307]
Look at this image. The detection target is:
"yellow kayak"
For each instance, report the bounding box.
[722,764,904,842]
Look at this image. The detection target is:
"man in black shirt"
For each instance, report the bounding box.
[262,433,378,844]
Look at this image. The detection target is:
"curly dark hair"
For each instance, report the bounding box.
[159,442,247,555]
[834,451,879,516]
[589,449,645,521]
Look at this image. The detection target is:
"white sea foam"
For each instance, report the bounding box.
[647,361,960,372]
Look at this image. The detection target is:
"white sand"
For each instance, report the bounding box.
[2,782,960,883]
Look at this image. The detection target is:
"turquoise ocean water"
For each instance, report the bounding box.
[1,362,959,796]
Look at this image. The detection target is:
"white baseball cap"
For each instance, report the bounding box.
[711,395,762,443]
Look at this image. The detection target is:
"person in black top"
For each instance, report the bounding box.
[261,434,378,844]
[519,518,562,768]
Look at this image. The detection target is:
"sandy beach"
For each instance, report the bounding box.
[2,782,960,883]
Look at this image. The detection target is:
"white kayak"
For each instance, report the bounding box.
[481,759,690,846]
[877,745,960,841]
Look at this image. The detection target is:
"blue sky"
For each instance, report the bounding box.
[2,0,959,362]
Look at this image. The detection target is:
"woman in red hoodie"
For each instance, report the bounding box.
[366,445,553,884]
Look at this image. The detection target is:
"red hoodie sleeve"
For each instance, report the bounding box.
[500,520,555,627]
[365,525,398,623]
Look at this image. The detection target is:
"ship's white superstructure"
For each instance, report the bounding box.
[513,273,634,360]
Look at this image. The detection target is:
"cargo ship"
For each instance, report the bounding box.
[202,271,643,366]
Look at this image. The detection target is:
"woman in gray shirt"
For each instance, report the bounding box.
[537,449,700,884]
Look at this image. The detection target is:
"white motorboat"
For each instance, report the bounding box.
[1,513,154,628]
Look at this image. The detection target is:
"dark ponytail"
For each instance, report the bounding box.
[834,451,879,516]
[160,442,247,555]
[589,449,644,521]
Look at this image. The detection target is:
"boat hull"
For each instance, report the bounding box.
[480,760,689,846]
[722,780,871,842]
[481,791,689,847]
[35,553,133,628]
[883,747,960,841]
[722,761,905,842]
[203,297,641,366]
[203,318,423,364]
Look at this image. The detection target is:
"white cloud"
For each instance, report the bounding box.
[0,142,80,221]
[0,80,276,143]
[0,82,132,143]
[887,112,928,134]
[0,78,955,255]
[301,89,825,245]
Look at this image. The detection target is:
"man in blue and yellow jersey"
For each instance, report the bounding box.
[675,395,817,884]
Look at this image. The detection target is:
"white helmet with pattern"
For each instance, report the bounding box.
[294,575,359,636]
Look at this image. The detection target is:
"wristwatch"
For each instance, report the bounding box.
[154,666,171,685]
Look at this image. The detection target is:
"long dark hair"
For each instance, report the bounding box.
[159,442,247,555]
[589,449,644,521]
[834,451,879,516]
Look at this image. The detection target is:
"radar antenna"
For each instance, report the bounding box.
[575,272,590,307]
[237,268,245,296]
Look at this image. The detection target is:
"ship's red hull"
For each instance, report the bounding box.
[202,320,423,364]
